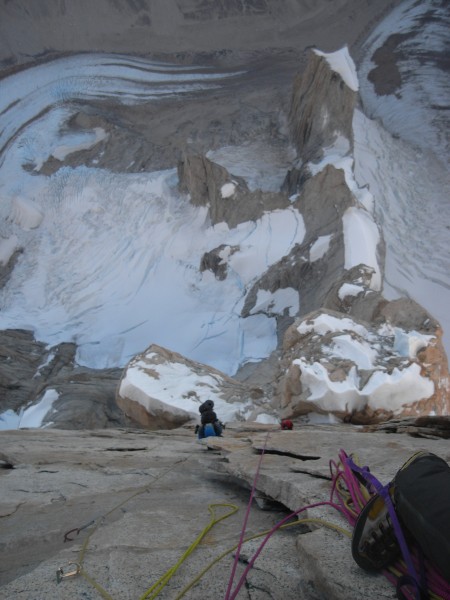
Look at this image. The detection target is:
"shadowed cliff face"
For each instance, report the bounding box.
[0,0,403,70]
[289,51,357,163]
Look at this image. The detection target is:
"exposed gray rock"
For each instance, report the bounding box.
[178,149,249,206]
[292,165,354,244]
[1,423,448,599]
[363,415,450,439]
[323,264,379,317]
[0,427,304,599]
[200,243,240,280]
[39,367,127,430]
[295,528,395,600]
[0,248,23,291]
[178,150,289,227]
[243,165,354,325]
[0,329,71,413]
[288,49,357,164]
[0,329,127,429]
[205,424,450,598]
[274,307,450,423]
[0,330,37,409]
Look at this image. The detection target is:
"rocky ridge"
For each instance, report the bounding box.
[116,48,449,428]
[1,46,449,430]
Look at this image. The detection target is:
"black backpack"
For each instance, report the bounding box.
[350,451,450,598]
[394,451,450,582]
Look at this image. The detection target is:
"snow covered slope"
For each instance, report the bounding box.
[0,0,448,382]
[356,0,450,354]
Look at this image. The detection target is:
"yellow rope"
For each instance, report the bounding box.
[63,449,395,600]
[138,503,239,600]
[174,516,352,599]
[79,569,115,600]
[73,454,193,599]
[67,484,352,600]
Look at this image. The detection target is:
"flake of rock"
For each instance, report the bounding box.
[202,436,252,453]
[215,427,450,512]
[363,415,450,439]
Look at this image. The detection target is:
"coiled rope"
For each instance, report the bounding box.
[60,444,450,600]
[223,447,450,600]
[330,449,450,600]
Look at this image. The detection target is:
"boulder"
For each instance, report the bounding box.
[275,307,449,423]
[116,343,277,429]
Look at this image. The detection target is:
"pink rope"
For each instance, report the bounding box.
[224,432,270,600]
[336,449,450,600]
[226,447,450,600]
[228,500,344,600]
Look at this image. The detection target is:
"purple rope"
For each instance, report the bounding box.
[345,456,423,599]
[330,456,361,525]
[225,448,448,600]
[337,451,449,600]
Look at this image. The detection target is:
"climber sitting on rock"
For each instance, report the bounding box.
[196,399,223,438]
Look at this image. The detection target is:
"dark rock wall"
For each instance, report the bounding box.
[289,51,357,163]
[0,0,404,71]
[0,329,126,428]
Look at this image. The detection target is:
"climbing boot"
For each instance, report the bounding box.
[351,489,400,571]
